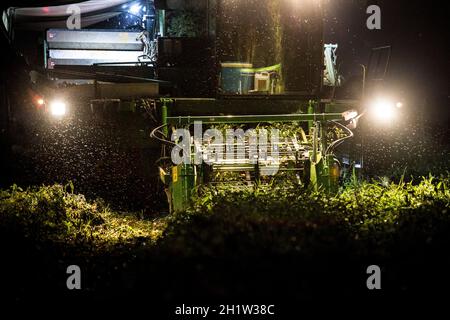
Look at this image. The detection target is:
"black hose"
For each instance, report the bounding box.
[150,123,177,146]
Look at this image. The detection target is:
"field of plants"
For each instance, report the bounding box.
[1,110,449,313]
[1,173,449,310]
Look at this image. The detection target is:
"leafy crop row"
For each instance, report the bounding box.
[0,175,449,257]
[0,184,162,251]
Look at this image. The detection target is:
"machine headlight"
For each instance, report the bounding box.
[342,110,358,121]
[129,4,142,14]
[36,98,45,106]
[370,99,397,122]
[49,100,67,117]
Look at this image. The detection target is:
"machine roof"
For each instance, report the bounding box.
[6,0,136,30]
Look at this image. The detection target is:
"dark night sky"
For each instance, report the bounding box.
[324,0,449,122]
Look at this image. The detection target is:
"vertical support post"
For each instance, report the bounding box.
[320,120,328,169]
[308,100,315,133]
[158,9,166,37]
[161,99,169,138]
[320,121,327,155]
[360,64,367,100]
[43,38,48,69]
[311,122,318,164]
[359,64,367,178]
[310,122,319,189]
[308,102,316,190]
[320,121,334,192]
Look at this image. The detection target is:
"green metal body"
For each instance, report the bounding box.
[166,113,342,126]
[168,165,197,213]
[158,98,348,212]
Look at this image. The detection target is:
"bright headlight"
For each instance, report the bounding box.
[342,110,358,121]
[49,100,67,117]
[371,99,396,122]
[129,4,142,14]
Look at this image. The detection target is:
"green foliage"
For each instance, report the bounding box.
[159,174,450,257]
[0,175,448,258]
[0,184,163,250]
[167,11,203,37]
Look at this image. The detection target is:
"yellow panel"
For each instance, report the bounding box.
[172,166,178,183]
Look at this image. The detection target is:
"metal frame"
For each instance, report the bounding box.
[158,99,347,212]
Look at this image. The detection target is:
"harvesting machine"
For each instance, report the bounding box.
[149,0,363,212]
[2,0,395,212]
